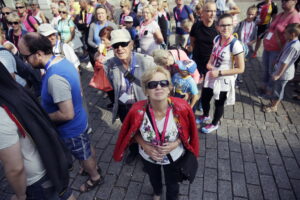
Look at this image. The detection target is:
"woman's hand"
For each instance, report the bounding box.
[143,142,164,161]
[208,70,219,78]
[156,140,180,156]
[206,63,214,71]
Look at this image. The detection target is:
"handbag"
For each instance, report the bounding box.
[89,60,113,92]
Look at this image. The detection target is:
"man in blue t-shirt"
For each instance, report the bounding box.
[173,0,194,47]
[18,32,103,193]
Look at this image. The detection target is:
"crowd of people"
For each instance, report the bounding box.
[0,0,300,200]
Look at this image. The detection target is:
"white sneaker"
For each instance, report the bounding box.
[196,115,211,124]
[201,124,219,133]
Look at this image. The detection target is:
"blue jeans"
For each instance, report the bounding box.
[272,80,289,101]
[262,50,280,89]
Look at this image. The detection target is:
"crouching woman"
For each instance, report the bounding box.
[113,66,199,200]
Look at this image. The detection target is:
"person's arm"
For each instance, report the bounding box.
[48,99,75,122]
[188,13,195,23]
[87,23,98,48]
[0,142,26,200]
[156,138,181,156]
[29,16,39,30]
[65,26,75,43]
[227,4,240,15]
[39,11,48,23]
[154,29,164,44]
[272,63,288,81]
[206,54,215,71]
[189,93,199,108]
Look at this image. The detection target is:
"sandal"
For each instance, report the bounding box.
[79,166,102,176]
[263,105,277,113]
[80,176,104,192]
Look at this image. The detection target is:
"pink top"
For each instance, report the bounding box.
[263,10,300,51]
[169,49,201,84]
[21,14,38,32]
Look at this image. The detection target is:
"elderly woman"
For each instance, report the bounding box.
[6,12,27,50]
[113,66,199,200]
[259,0,300,96]
[119,0,139,27]
[87,5,117,65]
[50,3,61,30]
[29,0,48,24]
[198,14,245,133]
[139,5,164,56]
[15,0,39,32]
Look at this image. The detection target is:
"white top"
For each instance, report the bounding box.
[139,20,161,56]
[53,40,80,69]
[240,21,255,44]
[33,11,43,24]
[51,15,61,30]
[139,109,184,165]
[0,107,46,186]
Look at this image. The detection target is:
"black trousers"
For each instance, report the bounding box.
[142,158,179,200]
[201,87,227,125]
[117,103,139,155]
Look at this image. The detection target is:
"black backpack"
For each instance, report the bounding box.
[0,48,42,97]
[26,14,41,32]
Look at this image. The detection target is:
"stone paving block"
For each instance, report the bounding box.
[265,145,283,165]
[224,105,234,119]
[196,157,205,178]
[272,165,291,190]
[205,149,217,169]
[255,154,272,175]
[241,143,255,162]
[204,168,217,193]
[265,112,277,123]
[200,137,206,157]
[206,133,217,149]
[218,180,232,200]
[247,184,263,200]
[272,130,285,140]
[107,160,123,175]
[234,112,244,121]
[116,164,135,187]
[178,195,189,200]
[124,182,142,200]
[279,189,296,200]
[232,172,247,198]
[218,159,231,181]
[261,130,276,146]
[99,144,115,162]
[260,175,280,200]
[291,179,300,200]
[189,177,203,200]
[230,152,244,172]
[179,183,189,195]
[141,175,153,195]
[228,127,241,152]
[78,189,98,200]
[288,111,300,125]
[138,194,152,200]
[217,125,228,141]
[283,157,300,179]
[276,138,295,158]
[244,162,260,185]
[218,141,230,159]
[238,127,251,143]
[251,135,266,155]
[203,192,217,200]
[95,174,117,200]
[131,160,146,182]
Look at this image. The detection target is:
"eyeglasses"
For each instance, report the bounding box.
[8,21,19,25]
[147,80,169,89]
[2,12,11,15]
[219,24,232,28]
[59,11,67,14]
[112,42,130,49]
[16,6,25,9]
[20,52,36,61]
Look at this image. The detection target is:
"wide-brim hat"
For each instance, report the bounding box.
[38,24,57,37]
[110,29,131,46]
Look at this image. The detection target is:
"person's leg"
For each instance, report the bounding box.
[266,51,280,91]
[181,34,189,47]
[175,34,181,46]
[141,159,163,197]
[201,87,214,117]
[212,91,227,126]
[163,163,179,200]
[261,50,270,91]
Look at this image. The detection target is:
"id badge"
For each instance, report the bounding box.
[176,22,181,27]
[119,93,129,103]
[266,32,273,40]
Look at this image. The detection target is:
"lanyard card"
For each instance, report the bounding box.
[119,93,129,103]
[266,32,273,40]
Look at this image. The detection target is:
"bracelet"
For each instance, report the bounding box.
[218,70,222,77]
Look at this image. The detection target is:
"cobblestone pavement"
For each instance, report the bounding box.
[1,56,300,200]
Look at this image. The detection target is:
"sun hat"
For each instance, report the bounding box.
[110,29,131,46]
[38,24,57,37]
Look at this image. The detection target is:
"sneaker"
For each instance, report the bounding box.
[196,115,211,124]
[201,124,219,133]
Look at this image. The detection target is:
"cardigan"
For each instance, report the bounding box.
[113,97,199,161]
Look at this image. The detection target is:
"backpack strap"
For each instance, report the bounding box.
[59,41,65,57]
[26,15,37,32]
[229,37,237,54]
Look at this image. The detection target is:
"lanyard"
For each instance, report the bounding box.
[44,55,56,71]
[174,6,184,21]
[243,22,253,43]
[276,39,297,62]
[213,36,232,65]
[148,104,172,145]
[139,20,152,38]
[125,53,136,92]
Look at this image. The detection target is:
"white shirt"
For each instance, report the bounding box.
[53,40,80,69]
[139,20,161,56]
[240,21,255,44]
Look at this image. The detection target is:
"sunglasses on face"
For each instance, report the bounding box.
[112,41,129,49]
[16,6,25,9]
[219,24,232,28]
[2,12,11,15]
[8,21,19,25]
[59,11,67,14]
[147,80,169,89]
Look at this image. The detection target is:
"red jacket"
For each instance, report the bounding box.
[113,97,199,161]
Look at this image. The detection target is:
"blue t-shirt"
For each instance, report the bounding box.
[172,73,198,95]
[173,5,193,35]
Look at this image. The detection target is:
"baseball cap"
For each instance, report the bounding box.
[124,16,133,22]
[110,29,132,46]
[176,60,197,74]
[38,24,57,37]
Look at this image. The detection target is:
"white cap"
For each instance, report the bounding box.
[124,16,133,22]
[110,29,131,46]
[38,24,57,37]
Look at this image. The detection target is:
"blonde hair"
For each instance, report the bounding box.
[181,19,193,30]
[152,49,171,67]
[15,0,26,7]
[7,12,21,23]
[143,5,156,17]
[286,23,300,36]
[247,5,258,13]
[120,0,131,9]
[141,66,173,93]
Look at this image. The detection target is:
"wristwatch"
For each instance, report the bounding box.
[218,70,222,77]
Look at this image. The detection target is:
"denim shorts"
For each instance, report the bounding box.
[26,175,72,200]
[62,129,92,160]
[273,80,288,101]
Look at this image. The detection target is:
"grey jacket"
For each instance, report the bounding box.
[234,21,257,44]
[105,52,156,122]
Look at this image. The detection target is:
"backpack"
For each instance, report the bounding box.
[215,35,249,59]
[168,44,190,58]
[0,47,42,97]
[26,14,41,32]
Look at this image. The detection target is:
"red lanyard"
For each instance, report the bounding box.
[243,22,253,43]
[139,20,152,38]
[174,6,183,21]
[213,36,232,65]
[148,105,172,145]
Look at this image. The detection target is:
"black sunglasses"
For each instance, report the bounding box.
[59,11,67,14]
[2,12,11,15]
[16,6,25,9]
[147,80,169,89]
[8,21,19,25]
[112,42,130,49]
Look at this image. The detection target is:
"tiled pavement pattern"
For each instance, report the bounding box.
[1,56,300,200]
